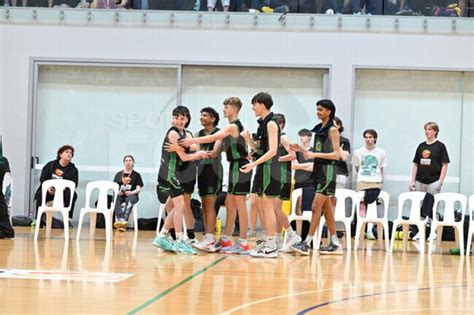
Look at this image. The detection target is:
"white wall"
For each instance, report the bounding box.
[0,13,473,217]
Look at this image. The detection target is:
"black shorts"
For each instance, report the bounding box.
[314,163,336,196]
[157,177,183,203]
[198,164,223,197]
[280,165,292,201]
[177,171,196,194]
[252,161,281,198]
[228,160,252,195]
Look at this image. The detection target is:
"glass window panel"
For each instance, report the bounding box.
[460,72,474,197]
[354,69,463,218]
[35,65,178,220]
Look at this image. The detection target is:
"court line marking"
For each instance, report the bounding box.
[128,256,227,315]
[221,280,469,314]
[297,284,472,314]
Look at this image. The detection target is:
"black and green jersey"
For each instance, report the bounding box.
[158,126,184,184]
[311,120,335,164]
[198,127,221,167]
[255,112,281,164]
[279,132,292,185]
[311,121,335,166]
[223,120,248,162]
[178,130,198,184]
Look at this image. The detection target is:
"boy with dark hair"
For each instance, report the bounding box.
[273,113,301,252]
[153,106,207,255]
[352,128,387,240]
[241,92,281,258]
[290,99,342,255]
[192,107,224,251]
[179,97,252,254]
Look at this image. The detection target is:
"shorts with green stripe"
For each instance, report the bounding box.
[252,161,281,198]
[198,164,223,197]
[157,176,183,203]
[280,166,292,201]
[228,159,252,195]
[314,163,336,196]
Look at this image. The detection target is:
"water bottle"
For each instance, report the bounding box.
[215,218,222,237]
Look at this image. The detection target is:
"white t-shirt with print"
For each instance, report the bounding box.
[352,146,387,183]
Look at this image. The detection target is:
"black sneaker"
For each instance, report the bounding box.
[318,242,343,255]
[290,241,310,256]
[0,231,15,239]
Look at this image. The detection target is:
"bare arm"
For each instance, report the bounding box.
[409,163,418,191]
[439,162,448,184]
[340,143,350,161]
[180,124,236,147]
[279,134,296,162]
[241,121,278,172]
[207,139,223,159]
[242,130,257,152]
[292,162,313,172]
[168,131,206,162]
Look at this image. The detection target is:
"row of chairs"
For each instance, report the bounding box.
[286,188,474,256]
[33,179,474,256]
[34,179,138,242]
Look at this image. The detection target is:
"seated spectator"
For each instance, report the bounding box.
[352,129,386,240]
[34,145,78,228]
[113,155,143,232]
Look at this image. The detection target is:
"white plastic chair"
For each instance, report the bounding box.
[354,191,390,252]
[316,188,358,251]
[467,195,474,256]
[76,181,119,242]
[283,188,315,248]
[390,192,427,254]
[34,179,76,241]
[429,193,467,256]
[128,202,139,233]
[2,174,13,224]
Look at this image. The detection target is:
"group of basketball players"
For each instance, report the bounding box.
[152,92,342,258]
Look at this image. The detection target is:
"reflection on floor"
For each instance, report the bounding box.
[0,227,472,314]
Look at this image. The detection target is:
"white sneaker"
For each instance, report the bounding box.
[275,237,283,250]
[412,233,420,241]
[280,232,302,253]
[428,233,437,242]
[250,245,278,258]
[366,231,376,240]
[192,235,215,252]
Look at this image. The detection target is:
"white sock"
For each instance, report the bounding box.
[266,236,276,248]
[205,233,215,241]
[222,235,231,241]
[305,235,313,244]
[367,223,374,234]
[239,238,248,245]
[331,234,340,246]
[276,233,282,241]
[176,232,183,240]
[160,228,169,236]
[285,226,293,234]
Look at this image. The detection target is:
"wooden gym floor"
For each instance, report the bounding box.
[0,227,472,314]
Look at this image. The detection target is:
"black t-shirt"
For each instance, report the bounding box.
[40,160,79,186]
[113,170,144,193]
[413,140,450,184]
[335,136,351,176]
[294,150,315,187]
[0,157,11,192]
